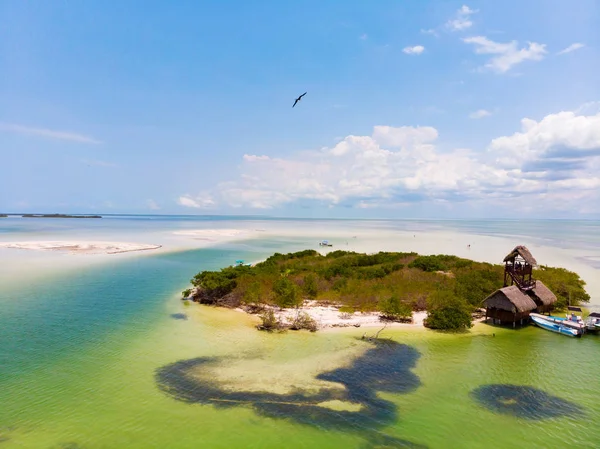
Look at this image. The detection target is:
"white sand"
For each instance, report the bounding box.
[0,241,162,255]
[270,301,429,330]
[173,229,254,239]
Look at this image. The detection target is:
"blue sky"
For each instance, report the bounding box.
[1,0,599,218]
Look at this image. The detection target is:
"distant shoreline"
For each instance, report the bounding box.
[1,214,102,219]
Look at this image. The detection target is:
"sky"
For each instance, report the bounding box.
[1,0,600,218]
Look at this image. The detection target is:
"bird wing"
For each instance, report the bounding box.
[300,92,307,98]
[292,98,299,107]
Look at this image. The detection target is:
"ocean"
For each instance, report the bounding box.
[1,216,599,448]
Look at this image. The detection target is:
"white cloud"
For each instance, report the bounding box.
[146,199,160,210]
[469,109,492,119]
[488,110,600,169]
[462,36,547,73]
[421,28,438,37]
[183,106,600,215]
[0,123,102,144]
[178,193,216,209]
[402,45,425,55]
[446,5,478,31]
[372,125,438,147]
[557,43,585,55]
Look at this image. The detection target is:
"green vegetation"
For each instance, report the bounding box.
[424,290,473,331]
[536,265,591,309]
[184,249,590,331]
[379,294,413,322]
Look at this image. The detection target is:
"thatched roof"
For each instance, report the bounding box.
[529,281,557,306]
[483,286,537,313]
[503,245,537,266]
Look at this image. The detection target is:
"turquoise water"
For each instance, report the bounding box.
[1,217,600,448]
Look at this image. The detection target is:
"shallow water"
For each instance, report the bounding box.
[1,219,600,448]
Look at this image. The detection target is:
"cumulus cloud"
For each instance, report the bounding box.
[178,193,216,209]
[463,36,547,73]
[469,109,492,119]
[402,45,425,55]
[178,106,600,215]
[557,43,585,55]
[488,111,600,170]
[0,123,102,144]
[446,5,478,31]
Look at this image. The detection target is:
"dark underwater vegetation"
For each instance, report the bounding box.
[156,339,427,448]
[471,384,584,420]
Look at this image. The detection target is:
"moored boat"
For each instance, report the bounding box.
[585,312,600,333]
[530,313,583,337]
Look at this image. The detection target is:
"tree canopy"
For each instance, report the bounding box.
[184,249,590,330]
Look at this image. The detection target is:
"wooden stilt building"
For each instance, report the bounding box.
[484,245,558,326]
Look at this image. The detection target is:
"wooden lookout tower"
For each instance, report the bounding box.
[484,245,557,326]
[503,246,537,291]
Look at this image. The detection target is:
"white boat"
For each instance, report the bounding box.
[529,313,583,338]
[585,312,600,333]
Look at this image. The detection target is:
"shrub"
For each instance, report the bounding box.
[454,265,503,308]
[535,266,590,309]
[192,271,237,297]
[379,295,413,321]
[290,312,318,332]
[332,277,348,292]
[181,288,192,299]
[243,281,262,304]
[273,277,301,308]
[408,255,460,272]
[408,256,446,272]
[424,290,472,331]
[257,309,284,332]
[303,274,318,299]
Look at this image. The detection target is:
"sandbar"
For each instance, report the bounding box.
[0,241,162,255]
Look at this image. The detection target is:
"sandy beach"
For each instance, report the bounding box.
[0,241,162,255]
[260,300,430,330]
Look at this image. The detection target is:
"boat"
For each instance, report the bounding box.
[584,312,600,333]
[529,313,583,337]
[234,259,252,267]
[319,240,333,247]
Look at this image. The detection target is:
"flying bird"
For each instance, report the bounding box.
[292,92,307,108]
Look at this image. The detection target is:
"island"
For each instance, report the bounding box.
[0,241,161,254]
[21,214,102,218]
[182,249,590,332]
[0,214,7,218]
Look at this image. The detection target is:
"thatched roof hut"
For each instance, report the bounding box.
[483,286,537,325]
[503,246,537,266]
[529,281,557,312]
[484,286,538,313]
